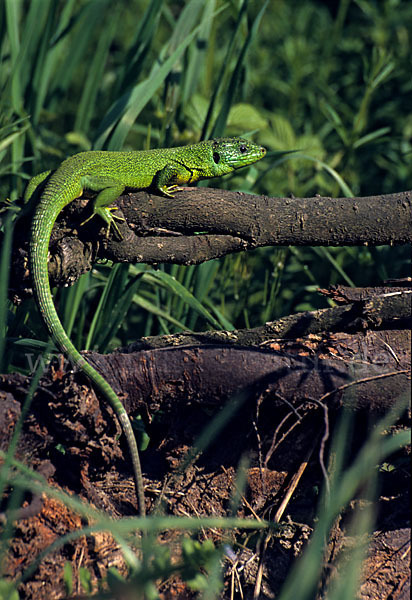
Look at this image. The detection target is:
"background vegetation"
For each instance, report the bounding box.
[0,0,410,597]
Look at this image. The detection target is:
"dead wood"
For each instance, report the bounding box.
[125,287,411,350]
[1,327,408,471]
[85,330,410,417]
[10,188,412,294]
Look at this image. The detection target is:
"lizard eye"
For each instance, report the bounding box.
[213,152,221,164]
[239,144,247,153]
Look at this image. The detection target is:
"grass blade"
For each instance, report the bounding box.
[144,270,222,330]
[210,0,269,137]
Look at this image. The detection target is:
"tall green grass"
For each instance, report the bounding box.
[0,0,410,597]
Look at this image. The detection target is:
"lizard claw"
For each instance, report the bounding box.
[160,184,183,198]
[81,206,125,240]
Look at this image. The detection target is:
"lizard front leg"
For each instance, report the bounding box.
[152,161,199,198]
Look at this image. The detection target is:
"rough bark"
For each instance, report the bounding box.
[83,330,409,417]
[124,287,411,350]
[1,326,409,472]
[11,188,412,294]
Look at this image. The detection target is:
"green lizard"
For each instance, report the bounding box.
[26,137,266,515]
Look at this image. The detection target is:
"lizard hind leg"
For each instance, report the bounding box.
[80,176,125,238]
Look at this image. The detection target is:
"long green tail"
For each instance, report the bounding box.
[30,185,145,515]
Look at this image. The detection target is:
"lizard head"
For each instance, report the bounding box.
[207,137,266,176]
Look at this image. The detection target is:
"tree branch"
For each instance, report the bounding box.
[84,329,410,417]
[12,188,411,293]
[123,287,412,349]
[101,187,412,263]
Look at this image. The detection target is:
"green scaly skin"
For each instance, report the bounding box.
[27,137,266,515]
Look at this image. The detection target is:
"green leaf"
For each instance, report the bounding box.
[74,7,119,134]
[295,153,354,197]
[227,103,267,133]
[321,102,348,145]
[106,567,126,591]
[267,114,297,150]
[132,293,192,332]
[200,0,249,139]
[0,125,30,154]
[144,270,222,330]
[211,0,269,137]
[0,580,19,600]
[79,567,93,594]
[96,6,221,150]
[63,562,73,596]
[353,126,391,149]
